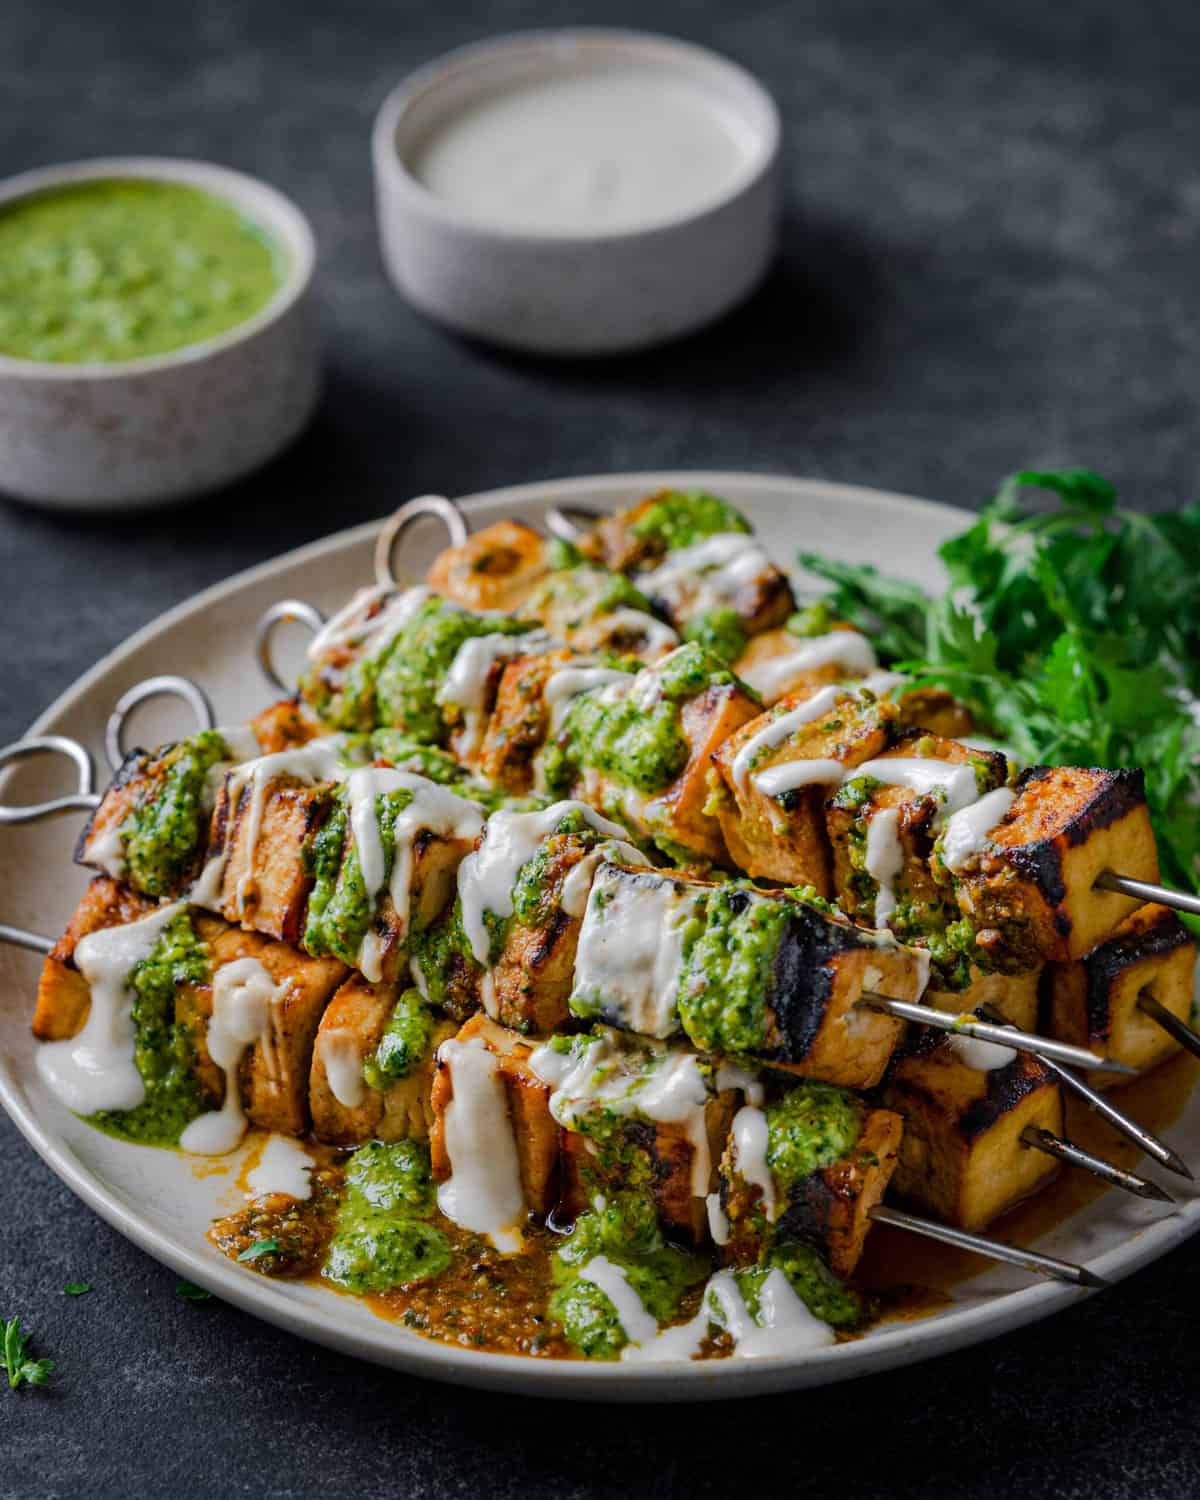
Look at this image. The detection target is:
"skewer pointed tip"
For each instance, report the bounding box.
[1164,1151,1195,1182]
[1075,1266,1111,1290]
[1134,1178,1177,1205]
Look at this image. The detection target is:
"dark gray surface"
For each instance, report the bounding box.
[2,0,1199,1494]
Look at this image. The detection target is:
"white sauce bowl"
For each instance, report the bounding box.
[0,157,319,511]
[373,31,780,356]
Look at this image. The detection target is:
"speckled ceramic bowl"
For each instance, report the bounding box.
[0,157,319,511]
[372,31,780,356]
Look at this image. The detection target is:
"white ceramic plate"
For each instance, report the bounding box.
[2,471,1197,1402]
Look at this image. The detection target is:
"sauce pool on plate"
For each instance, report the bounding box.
[0,178,287,364]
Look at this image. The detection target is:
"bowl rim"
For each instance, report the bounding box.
[372,27,781,247]
[0,155,317,381]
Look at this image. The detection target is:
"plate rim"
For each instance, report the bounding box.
[4,468,1196,1401]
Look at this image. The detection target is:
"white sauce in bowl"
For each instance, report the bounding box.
[409,67,758,236]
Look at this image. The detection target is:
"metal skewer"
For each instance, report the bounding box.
[1137,990,1200,1064]
[1096,869,1200,920]
[975,1002,1193,1181]
[0,923,52,955]
[858,994,1134,1075]
[867,1204,1108,1288]
[1018,1126,1172,1202]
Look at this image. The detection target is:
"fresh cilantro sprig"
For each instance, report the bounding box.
[3,1317,54,1392]
[800,468,1200,898]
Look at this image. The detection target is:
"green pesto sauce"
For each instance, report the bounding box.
[366,733,467,784]
[676,888,788,1054]
[551,1192,707,1359]
[508,807,603,931]
[408,901,477,1011]
[363,988,434,1090]
[323,1141,450,1295]
[304,785,414,965]
[764,1081,863,1190]
[119,730,232,898]
[732,1243,869,1331]
[630,490,752,554]
[543,642,736,799]
[89,909,209,1145]
[786,600,837,639]
[521,560,650,631]
[682,606,749,664]
[0,179,284,364]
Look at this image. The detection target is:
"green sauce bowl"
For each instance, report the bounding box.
[0,157,318,510]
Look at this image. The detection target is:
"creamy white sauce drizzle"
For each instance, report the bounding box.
[578,1256,659,1345]
[438,629,557,756]
[36,901,187,1116]
[306,584,430,662]
[853,756,981,809]
[345,768,485,982]
[639,533,772,621]
[731,685,847,795]
[706,1191,731,1247]
[706,1268,836,1357]
[529,1030,714,1196]
[864,806,905,925]
[740,631,878,702]
[947,1033,1019,1071]
[569,864,701,1038]
[714,1060,764,1107]
[752,758,846,797]
[435,1035,526,1252]
[315,1027,368,1110]
[457,801,634,1009]
[584,608,679,658]
[858,669,908,697]
[190,738,350,914]
[731,1104,776,1220]
[941,786,1017,874]
[543,665,633,729]
[180,957,288,1155]
[247,1133,315,1200]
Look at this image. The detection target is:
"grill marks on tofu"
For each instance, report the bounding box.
[882,1038,1063,1231]
[712,688,898,891]
[479,649,576,794]
[216,777,334,943]
[956,766,1159,967]
[1046,903,1197,1084]
[655,680,762,863]
[426,521,550,615]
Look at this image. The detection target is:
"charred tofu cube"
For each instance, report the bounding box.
[536,1028,742,1244]
[925,964,1043,1034]
[1046,903,1196,1085]
[543,644,761,863]
[711,685,898,891]
[430,1014,559,1218]
[478,648,587,794]
[33,876,158,1040]
[215,776,335,945]
[309,976,454,1143]
[953,766,1160,968]
[76,728,258,899]
[881,1035,1062,1230]
[576,489,753,573]
[679,884,924,1087]
[426,520,550,613]
[301,773,482,985]
[718,1084,903,1277]
[247,699,324,754]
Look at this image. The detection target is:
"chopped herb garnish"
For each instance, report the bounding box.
[237,1239,280,1263]
[176,1279,213,1301]
[63,1283,92,1297]
[3,1317,54,1391]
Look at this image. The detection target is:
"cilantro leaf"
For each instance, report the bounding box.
[176,1279,213,1302]
[3,1317,54,1392]
[63,1283,92,1297]
[237,1239,280,1263]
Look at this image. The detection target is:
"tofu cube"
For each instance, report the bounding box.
[33,876,158,1041]
[881,1038,1062,1230]
[955,766,1160,966]
[1046,903,1197,1085]
[426,520,550,614]
[925,964,1043,1034]
[215,777,334,944]
[711,686,898,891]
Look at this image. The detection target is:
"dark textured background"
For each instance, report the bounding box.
[3,1,1200,1495]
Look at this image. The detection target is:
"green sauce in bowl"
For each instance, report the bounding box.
[0,178,287,364]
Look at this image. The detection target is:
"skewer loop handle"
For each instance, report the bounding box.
[543,504,603,544]
[255,599,326,696]
[105,675,215,771]
[0,735,97,824]
[374,495,468,588]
